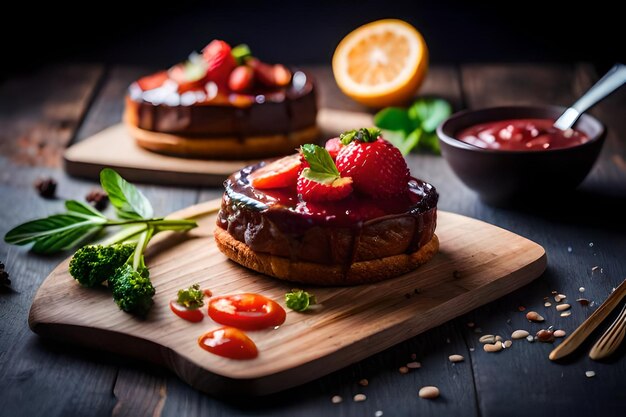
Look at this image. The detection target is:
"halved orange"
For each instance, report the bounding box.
[332,19,429,108]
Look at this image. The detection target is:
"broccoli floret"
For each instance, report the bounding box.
[176,283,205,309]
[109,263,155,316]
[285,289,316,312]
[69,243,136,287]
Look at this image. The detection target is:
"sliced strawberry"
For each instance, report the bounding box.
[297,175,352,202]
[248,153,301,189]
[228,66,255,92]
[137,71,169,91]
[202,40,237,87]
[324,137,344,159]
[335,128,409,198]
[248,59,292,87]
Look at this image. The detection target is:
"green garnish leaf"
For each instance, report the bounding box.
[232,44,252,65]
[100,168,153,220]
[300,168,338,185]
[373,107,415,134]
[300,144,340,177]
[339,127,381,145]
[285,289,316,312]
[176,283,205,309]
[408,98,452,133]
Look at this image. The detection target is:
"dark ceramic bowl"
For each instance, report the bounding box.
[437,106,606,205]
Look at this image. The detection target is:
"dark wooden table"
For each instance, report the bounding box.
[1,64,625,417]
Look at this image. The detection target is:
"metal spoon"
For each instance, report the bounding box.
[554,63,626,130]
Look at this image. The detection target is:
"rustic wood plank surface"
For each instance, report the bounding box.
[0,63,624,417]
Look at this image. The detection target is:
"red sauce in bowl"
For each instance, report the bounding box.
[457,118,589,151]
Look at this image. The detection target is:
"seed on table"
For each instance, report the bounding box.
[353,394,367,402]
[511,330,529,339]
[561,311,572,317]
[483,343,502,352]
[579,287,585,293]
[331,395,342,404]
[495,335,503,342]
[518,305,526,312]
[359,378,369,386]
[536,329,555,342]
[399,366,409,374]
[554,294,567,302]
[554,330,566,338]
[576,298,590,306]
[449,354,464,363]
[503,340,513,348]
[418,386,440,399]
[526,311,545,322]
[526,335,535,342]
[585,371,595,378]
[556,303,571,311]
[544,301,552,307]
[479,334,495,344]
[375,411,383,417]
[467,322,475,328]
[407,361,421,369]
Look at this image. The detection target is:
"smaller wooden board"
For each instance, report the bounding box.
[29,201,547,396]
[64,109,373,186]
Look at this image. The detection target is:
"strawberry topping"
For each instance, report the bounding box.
[202,40,237,87]
[248,154,301,189]
[335,128,410,198]
[324,137,344,159]
[297,144,353,202]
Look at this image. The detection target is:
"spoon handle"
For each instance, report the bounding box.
[589,303,626,360]
[554,63,626,130]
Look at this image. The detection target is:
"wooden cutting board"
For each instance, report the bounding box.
[63,109,373,186]
[29,200,547,396]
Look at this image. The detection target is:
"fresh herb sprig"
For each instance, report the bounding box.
[374,98,452,155]
[4,168,196,254]
[285,289,316,312]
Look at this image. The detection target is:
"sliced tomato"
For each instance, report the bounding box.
[325,137,344,159]
[248,154,301,189]
[208,293,286,330]
[198,326,258,359]
[136,71,169,91]
[169,300,204,323]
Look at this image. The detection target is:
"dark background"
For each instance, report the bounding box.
[3,0,623,78]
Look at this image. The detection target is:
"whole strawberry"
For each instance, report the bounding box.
[297,144,352,202]
[335,128,409,198]
[202,40,236,87]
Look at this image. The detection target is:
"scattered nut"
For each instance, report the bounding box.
[536,329,555,343]
[331,395,343,404]
[554,330,566,338]
[399,366,409,374]
[554,294,567,302]
[576,298,590,306]
[483,343,502,352]
[418,386,440,399]
[544,301,552,307]
[503,340,513,348]
[358,378,369,386]
[526,335,535,343]
[353,394,367,402]
[579,287,585,293]
[518,305,526,312]
[86,188,109,211]
[585,371,595,378]
[561,311,572,317]
[556,303,571,312]
[526,311,545,322]
[495,335,503,342]
[375,411,383,417]
[34,176,57,198]
[410,353,417,360]
[407,361,421,369]
[511,330,529,339]
[479,335,495,344]
[467,322,475,328]
[448,354,464,363]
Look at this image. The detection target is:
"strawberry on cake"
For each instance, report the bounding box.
[215,128,439,285]
[125,40,318,159]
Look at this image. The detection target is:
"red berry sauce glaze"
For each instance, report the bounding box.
[216,162,438,267]
[457,118,589,151]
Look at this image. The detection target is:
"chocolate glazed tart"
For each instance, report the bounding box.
[215,163,439,285]
[124,70,319,159]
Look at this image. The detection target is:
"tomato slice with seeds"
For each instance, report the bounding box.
[248,154,301,189]
[208,293,286,330]
[198,326,258,360]
[169,300,204,323]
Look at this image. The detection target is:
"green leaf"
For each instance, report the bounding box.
[374,107,414,134]
[381,129,408,152]
[31,224,103,254]
[300,167,338,185]
[408,98,452,133]
[300,144,340,177]
[339,127,381,145]
[65,200,106,218]
[401,129,424,156]
[231,44,252,65]
[4,214,105,247]
[177,283,205,309]
[419,131,442,154]
[100,168,153,220]
[285,289,316,312]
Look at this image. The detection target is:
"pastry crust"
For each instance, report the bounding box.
[124,110,320,159]
[214,226,439,285]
